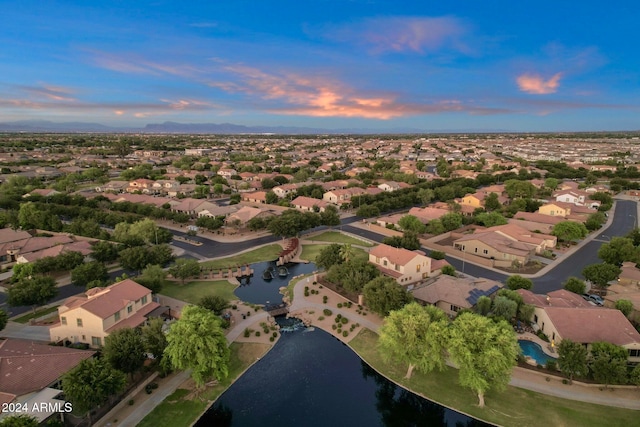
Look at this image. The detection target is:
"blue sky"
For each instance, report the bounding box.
[1,0,639,131]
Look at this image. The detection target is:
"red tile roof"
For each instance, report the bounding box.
[60,279,152,320]
[545,307,640,346]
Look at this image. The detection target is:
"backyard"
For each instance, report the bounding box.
[349,329,640,427]
[299,244,368,265]
[306,231,373,247]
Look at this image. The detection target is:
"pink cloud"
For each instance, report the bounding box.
[516,73,562,94]
[210,65,508,119]
[316,16,470,55]
[19,84,77,102]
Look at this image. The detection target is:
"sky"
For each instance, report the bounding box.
[1,0,639,132]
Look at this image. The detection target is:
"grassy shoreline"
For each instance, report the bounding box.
[348,328,639,427]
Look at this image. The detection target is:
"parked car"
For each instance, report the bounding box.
[588,294,604,306]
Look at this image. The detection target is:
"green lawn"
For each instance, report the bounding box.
[300,244,368,264]
[160,280,237,304]
[200,244,282,270]
[12,305,59,324]
[137,342,270,427]
[307,231,373,247]
[349,329,639,427]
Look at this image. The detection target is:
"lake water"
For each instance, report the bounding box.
[233,260,317,304]
[195,320,493,427]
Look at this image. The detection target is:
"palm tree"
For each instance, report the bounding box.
[340,243,354,263]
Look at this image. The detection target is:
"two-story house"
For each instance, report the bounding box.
[368,244,433,285]
[49,279,162,348]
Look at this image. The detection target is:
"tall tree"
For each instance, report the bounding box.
[169,258,201,284]
[378,302,449,379]
[615,299,634,317]
[491,296,517,321]
[557,339,588,382]
[398,215,427,234]
[90,241,120,263]
[447,312,519,407]
[315,243,343,270]
[165,305,230,389]
[7,275,58,313]
[563,276,586,294]
[103,327,147,379]
[505,275,533,290]
[589,342,628,387]
[363,277,413,316]
[141,317,168,362]
[199,295,230,315]
[597,237,639,266]
[62,358,126,425]
[552,221,588,244]
[71,261,108,288]
[136,264,167,294]
[483,192,501,212]
[340,243,354,263]
[582,263,621,290]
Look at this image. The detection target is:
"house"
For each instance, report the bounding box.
[225,206,276,228]
[241,191,267,204]
[518,289,640,363]
[272,183,299,199]
[537,202,572,217]
[407,206,448,223]
[368,244,433,285]
[378,181,401,192]
[171,199,220,217]
[217,168,237,178]
[411,275,503,317]
[49,279,164,348]
[126,178,155,193]
[511,212,565,234]
[322,188,365,205]
[95,180,128,193]
[0,339,94,423]
[291,196,330,213]
[196,204,238,218]
[604,283,640,323]
[24,188,60,198]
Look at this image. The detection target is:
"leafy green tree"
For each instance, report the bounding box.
[589,342,628,387]
[378,302,449,379]
[363,277,413,316]
[614,299,634,317]
[552,221,588,244]
[491,296,518,321]
[475,296,492,315]
[199,295,229,315]
[91,241,120,263]
[563,276,586,294]
[483,192,501,212]
[447,312,519,407]
[429,250,446,260]
[141,317,168,362]
[597,237,639,266]
[62,358,126,424]
[441,265,456,276]
[169,259,201,285]
[71,261,108,288]
[426,219,445,235]
[625,228,640,246]
[267,209,320,238]
[319,205,340,227]
[504,179,536,199]
[630,364,640,388]
[325,258,379,293]
[585,212,606,231]
[7,275,58,313]
[440,213,463,232]
[544,178,559,190]
[474,212,508,227]
[18,202,63,231]
[103,328,146,379]
[417,188,435,205]
[398,215,427,234]
[517,304,535,322]
[148,244,174,266]
[582,263,621,289]
[339,243,354,263]
[0,309,7,332]
[557,339,588,382]
[506,275,533,290]
[315,244,343,270]
[265,191,279,204]
[0,414,39,427]
[165,305,230,389]
[118,246,153,273]
[136,264,166,294]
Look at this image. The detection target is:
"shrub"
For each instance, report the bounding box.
[323,296,328,303]
[318,316,325,321]
[313,281,317,285]
[231,304,237,310]
[545,359,558,371]
[269,337,275,342]
[323,309,332,316]
[546,377,551,382]
[331,324,337,330]
[337,328,342,333]
[342,331,348,337]
[562,379,569,385]
[255,331,261,337]
[128,399,135,406]
[272,332,278,338]
[304,291,309,297]
[341,317,348,324]
[347,302,353,308]
[337,303,343,308]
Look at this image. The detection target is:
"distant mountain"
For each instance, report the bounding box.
[0,119,509,134]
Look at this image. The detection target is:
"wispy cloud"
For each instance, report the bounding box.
[313,16,471,55]
[516,73,562,94]
[88,50,201,79]
[18,84,77,101]
[210,64,507,118]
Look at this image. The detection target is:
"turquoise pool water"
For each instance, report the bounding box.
[519,340,557,366]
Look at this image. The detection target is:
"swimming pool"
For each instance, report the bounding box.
[518,340,557,366]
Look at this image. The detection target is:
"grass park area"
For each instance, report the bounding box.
[349,329,640,427]
[200,244,282,270]
[13,305,59,324]
[307,231,373,247]
[137,342,270,427]
[160,280,237,305]
[300,244,369,264]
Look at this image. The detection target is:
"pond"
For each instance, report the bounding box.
[195,323,493,427]
[233,261,317,304]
